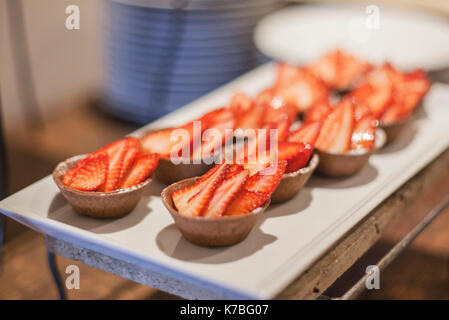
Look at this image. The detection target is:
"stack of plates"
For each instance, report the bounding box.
[101,0,283,124]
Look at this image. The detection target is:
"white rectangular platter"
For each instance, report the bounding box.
[1,63,449,299]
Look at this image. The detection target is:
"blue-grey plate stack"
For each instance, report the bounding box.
[100,0,282,124]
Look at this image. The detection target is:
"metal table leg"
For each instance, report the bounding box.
[326,194,449,300]
[47,252,67,300]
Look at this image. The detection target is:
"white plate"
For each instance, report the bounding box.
[254,3,449,71]
[1,63,449,299]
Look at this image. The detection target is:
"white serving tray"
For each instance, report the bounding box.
[1,63,449,299]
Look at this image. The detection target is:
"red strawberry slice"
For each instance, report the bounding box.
[288,121,321,146]
[309,50,372,90]
[338,53,372,90]
[234,104,265,132]
[275,63,302,88]
[243,152,272,177]
[284,143,313,173]
[179,164,229,217]
[119,137,140,183]
[236,122,276,164]
[273,118,291,142]
[192,109,235,160]
[309,51,338,88]
[172,163,223,213]
[225,190,270,216]
[141,129,174,157]
[255,88,280,108]
[63,154,96,186]
[95,138,129,192]
[304,101,332,123]
[400,69,431,117]
[229,92,253,114]
[380,100,403,124]
[263,103,298,124]
[351,115,376,151]
[276,142,307,161]
[67,152,108,191]
[119,153,159,189]
[228,164,244,175]
[316,99,354,153]
[275,68,329,112]
[199,108,232,128]
[353,99,373,121]
[204,169,249,218]
[352,66,393,118]
[172,120,203,158]
[244,160,286,194]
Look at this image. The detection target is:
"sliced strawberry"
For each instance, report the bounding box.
[119,153,159,189]
[172,163,223,213]
[272,118,291,142]
[245,160,286,194]
[67,152,108,191]
[284,143,313,173]
[275,66,329,112]
[288,121,321,146]
[316,99,354,153]
[179,164,229,217]
[255,88,280,108]
[204,169,249,218]
[376,67,430,123]
[338,55,372,90]
[353,99,373,121]
[309,51,338,88]
[380,100,403,124]
[93,138,130,191]
[400,69,431,117]
[309,50,372,90]
[119,137,140,183]
[243,152,272,177]
[228,164,244,175]
[263,102,298,124]
[351,115,376,151]
[199,108,232,128]
[141,129,174,157]
[229,92,253,114]
[304,101,332,123]
[192,109,235,160]
[236,122,276,164]
[276,71,329,112]
[352,66,393,118]
[171,120,203,158]
[225,190,270,216]
[275,63,302,88]
[276,142,307,161]
[63,154,94,186]
[234,104,265,132]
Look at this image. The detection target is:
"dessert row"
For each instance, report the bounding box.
[53,50,431,246]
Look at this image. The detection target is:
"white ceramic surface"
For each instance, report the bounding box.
[1,64,449,299]
[255,3,449,72]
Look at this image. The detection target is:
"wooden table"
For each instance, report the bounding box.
[44,147,449,300]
